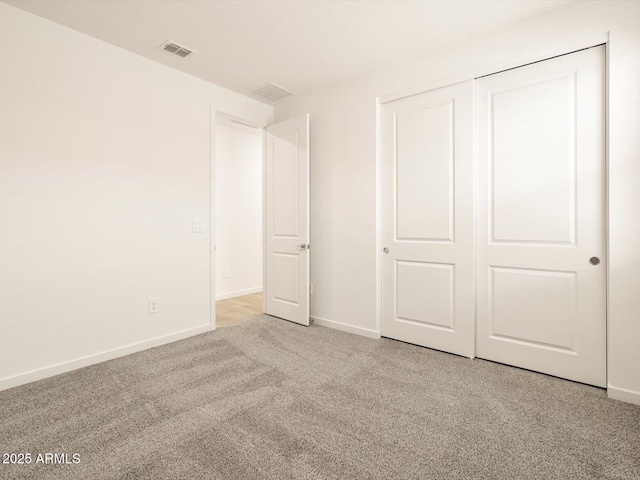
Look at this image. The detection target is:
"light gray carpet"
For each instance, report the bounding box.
[1,316,639,480]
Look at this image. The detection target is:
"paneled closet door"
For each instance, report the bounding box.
[381,81,474,358]
[475,46,606,386]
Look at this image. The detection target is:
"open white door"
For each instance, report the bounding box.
[264,114,310,326]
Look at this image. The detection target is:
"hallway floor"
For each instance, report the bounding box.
[216,292,263,328]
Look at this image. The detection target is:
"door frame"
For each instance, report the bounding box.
[210,109,267,330]
[375,32,609,378]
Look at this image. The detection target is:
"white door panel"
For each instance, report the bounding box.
[490,74,576,244]
[381,81,474,358]
[475,46,606,386]
[265,115,309,326]
[396,102,455,241]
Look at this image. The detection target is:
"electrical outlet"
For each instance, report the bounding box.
[223,269,231,279]
[148,297,159,314]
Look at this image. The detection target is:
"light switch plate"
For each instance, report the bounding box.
[192,218,205,233]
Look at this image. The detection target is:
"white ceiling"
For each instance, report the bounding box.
[4,0,574,102]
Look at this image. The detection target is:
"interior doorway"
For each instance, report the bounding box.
[212,112,311,329]
[214,115,264,328]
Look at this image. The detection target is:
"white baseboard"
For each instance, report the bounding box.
[0,324,212,392]
[216,287,262,301]
[608,385,640,406]
[311,316,381,339]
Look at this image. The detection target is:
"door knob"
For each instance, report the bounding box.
[589,257,600,265]
[383,247,389,254]
[298,243,309,250]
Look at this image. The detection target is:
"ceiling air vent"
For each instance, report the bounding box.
[251,83,294,102]
[161,40,195,58]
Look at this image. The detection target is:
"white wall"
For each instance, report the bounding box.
[275,1,640,403]
[0,3,272,389]
[215,120,263,301]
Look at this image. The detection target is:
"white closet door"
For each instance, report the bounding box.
[475,46,606,386]
[265,114,310,326]
[381,81,474,358]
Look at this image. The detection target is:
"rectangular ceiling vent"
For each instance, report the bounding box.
[161,40,195,58]
[251,83,294,102]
